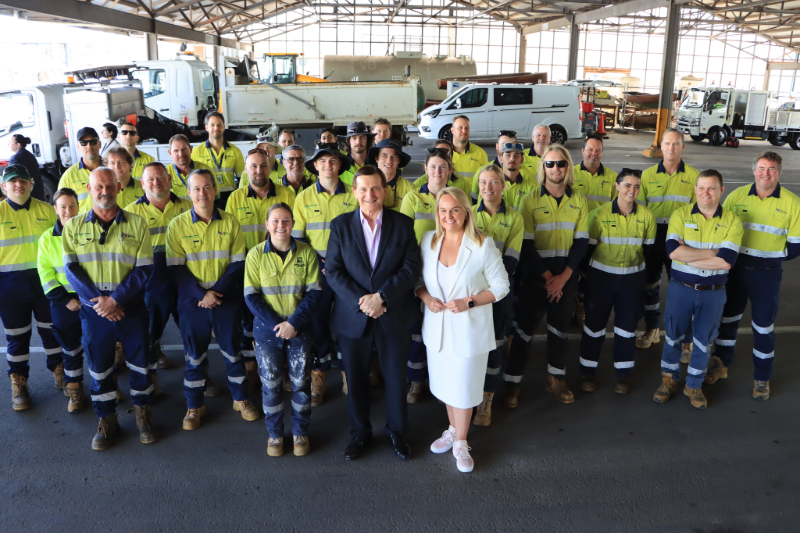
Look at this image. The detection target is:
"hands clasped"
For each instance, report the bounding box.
[359,293,387,319]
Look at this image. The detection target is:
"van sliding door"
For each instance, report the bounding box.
[492,87,533,138]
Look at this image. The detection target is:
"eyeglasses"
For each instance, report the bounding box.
[502,142,524,152]
[248,148,270,156]
[620,168,643,178]
[79,139,99,146]
[499,130,517,138]
[544,160,568,168]
[120,130,138,136]
[284,156,305,163]
[98,228,109,245]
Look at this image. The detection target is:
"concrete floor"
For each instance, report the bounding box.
[3,130,800,532]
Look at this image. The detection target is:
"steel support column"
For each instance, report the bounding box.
[567,17,580,82]
[643,0,681,158]
[145,33,158,61]
[518,33,527,73]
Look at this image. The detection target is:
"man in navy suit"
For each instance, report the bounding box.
[326,165,422,460]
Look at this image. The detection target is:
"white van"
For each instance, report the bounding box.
[417,83,582,144]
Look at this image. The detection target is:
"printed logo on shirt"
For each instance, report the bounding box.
[217,230,230,236]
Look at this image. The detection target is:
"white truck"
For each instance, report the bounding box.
[0,53,422,201]
[675,86,800,149]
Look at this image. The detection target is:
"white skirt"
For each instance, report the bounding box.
[427,349,490,409]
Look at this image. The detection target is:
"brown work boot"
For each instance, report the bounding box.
[614,378,631,395]
[283,369,292,392]
[66,382,86,413]
[341,370,348,395]
[472,392,494,426]
[10,374,31,411]
[407,381,426,403]
[268,437,284,457]
[546,375,575,403]
[112,374,125,402]
[311,370,327,407]
[233,399,260,421]
[574,299,586,325]
[753,380,771,400]
[204,367,220,397]
[684,385,708,409]
[680,343,693,364]
[580,375,596,392]
[369,357,381,387]
[293,435,310,456]
[636,328,660,349]
[115,342,127,372]
[135,405,157,444]
[154,345,174,369]
[182,406,207,430]
[704,356,728,384]
[653,372,678,403]
[503,388,520,408]
[245,360,260,395]
[151,374,162,397]
[53,363,67,394]
[91,414,120,451]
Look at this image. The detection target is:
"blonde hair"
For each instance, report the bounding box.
[536,144,575,187]
[431,187,486,249]
[477,163,503,182]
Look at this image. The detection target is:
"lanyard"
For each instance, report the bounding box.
[208,147,225,184]
[173,164,188,188]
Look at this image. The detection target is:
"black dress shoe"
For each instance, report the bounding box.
[344,434,372,460]
[384,434,411,460]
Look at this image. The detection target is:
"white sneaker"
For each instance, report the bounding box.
[453,440,474,473]
[430,426,456,454]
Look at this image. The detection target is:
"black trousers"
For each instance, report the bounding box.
[339,319,410,439]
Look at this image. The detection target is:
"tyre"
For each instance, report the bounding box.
[768,133,787,147]
[690,135,706,142]
[708,127,727,146]
[550,125,567,145]
[788,133,800,150]
[438,125,453,141]
[40,172,57,205]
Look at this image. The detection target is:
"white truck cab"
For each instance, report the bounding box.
[417,83,581,144]
[133,58,216,127]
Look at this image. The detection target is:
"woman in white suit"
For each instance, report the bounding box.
[415,187,510,473]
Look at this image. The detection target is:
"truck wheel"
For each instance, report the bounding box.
[438,125,453,141]
[769,133,787,147]
[788,134,800,150]
[550,125,567,145]
[690,135,706,142]
[708,127,727,146]
[40,172,58,205]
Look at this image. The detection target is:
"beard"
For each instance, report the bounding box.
[250,173,269,188]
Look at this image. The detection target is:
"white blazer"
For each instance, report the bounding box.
[418,231,510,358]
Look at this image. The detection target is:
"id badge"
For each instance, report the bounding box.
[216,173,224,185]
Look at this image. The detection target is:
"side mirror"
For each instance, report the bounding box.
[455,98,462,109]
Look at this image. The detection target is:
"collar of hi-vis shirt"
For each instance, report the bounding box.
[611,198,638,215]
[690,203,723,219]
[264,237,298,255]
[477,199,507,214]
[748,183,781,199]
[282,175,313,190]
[657,160,686,175]
[315,179,346,195]
[246,183,277,199]
[205,140,231,151]
[5,196,32,211]
[505,172,523,185]
[84,207,127,224]
[540,184,574,198]
[580,162,606,175]
[136,192,181,206]
[190,206,222,223]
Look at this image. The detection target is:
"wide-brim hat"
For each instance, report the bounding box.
[339,121,375,139]
[367,139,411,168]
[305,143,352,176]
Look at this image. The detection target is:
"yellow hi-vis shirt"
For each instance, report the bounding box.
[637,160,699,225]
[412,174,471,199]
[723,183,800,268]
[191,140,245,195]
[130,149,155,180]
[125,193,193,253]
[57,159,94,212]
[167,161,213,200]
[166,208,246,289]
[384,175,414,212]
[244,239,321,322]
[473,200,524,266]
[452,142,487,183]
[572,162,619,212]
[399,184,438,244]
[520,148,540,176]
[340,161,364,186]
[588,199,657,275]
[225,183,296,251]
[117,179,145,209]
[470,157,536,204]
[238,160,286,190]
[0,197,56,273]
[38,222,74,296]
[61,208,154,306]
[291,180,357,259]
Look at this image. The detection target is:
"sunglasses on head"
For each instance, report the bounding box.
[316,142,339,150]
[502,142,524,152]
[544,160,568,168]
[620,168,643,178]
[427,147,451,155]
[79,139,99,146]
[248,148,270,156]
[499,130,517,138]
[120,130,137,136]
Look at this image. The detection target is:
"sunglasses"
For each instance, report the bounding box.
[79,139,99,146]
[499,130,517,138]
[98,228,109,245]
[248,148,270,156]
[120,130,138,136]
[502,142,524,151]
[620,168,643,178]
[427,147,451,155]
[544,160,568,168]
[316,142,339,150]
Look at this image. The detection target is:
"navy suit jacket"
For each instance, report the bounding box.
[326,208,422,339]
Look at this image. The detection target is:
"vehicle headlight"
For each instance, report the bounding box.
[690,118,700,126]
